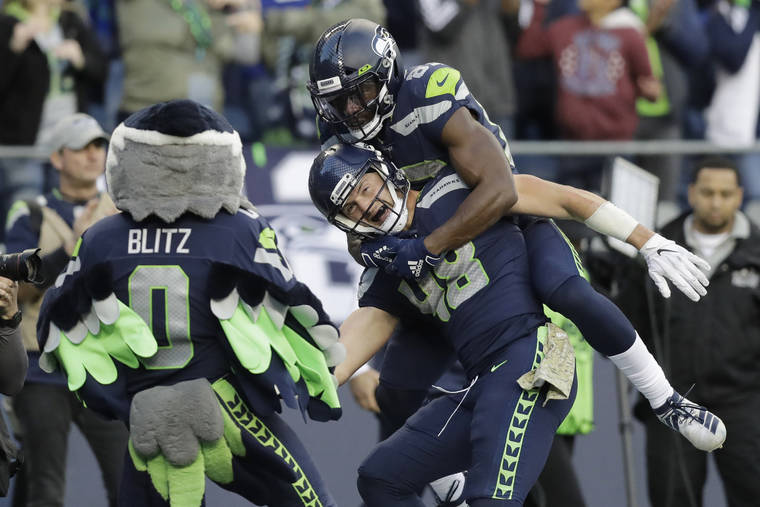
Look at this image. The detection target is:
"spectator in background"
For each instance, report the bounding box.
[115,0,262,123]
[630,0,709,205]
[3,113,126,507]
[618,157,760,507]
[417,0,517,135]
[703,0,760,208]
[383,0,421,66]
[0,278,27,398]
[515,0,661,191]
[0,276,27,499]
[0,0,107,243]
[252,0,385,143]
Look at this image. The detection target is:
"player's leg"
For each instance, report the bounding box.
[373,328,468,506]
[465,328,577,507]
[12,383,73,507]
[521,218,725,451]
[357,392,471,507]
[375,325,457,437]
[73,397,129,507]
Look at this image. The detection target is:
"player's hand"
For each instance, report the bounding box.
[359,235,404,270]
[349,367,380,413]
[386,236,442,279]
[639,233,710,302]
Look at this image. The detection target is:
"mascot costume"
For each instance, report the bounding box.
[36,100,343,507]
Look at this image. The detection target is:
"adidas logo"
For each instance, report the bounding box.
[409,260,423,278]
[372,245,394,264]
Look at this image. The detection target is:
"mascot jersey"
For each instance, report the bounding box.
[35,100,343,427]
[319,62,515,184]
[357,166,546,377]
[36,209,342,424]
[34,99,341,507]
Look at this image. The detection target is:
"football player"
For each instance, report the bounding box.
[309,144,726,506]
[311,143,579,506]
[307,19,725,458]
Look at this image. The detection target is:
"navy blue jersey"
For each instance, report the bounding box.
[37,208,339,422]
[358,168,545,376]
[319,62,515,183]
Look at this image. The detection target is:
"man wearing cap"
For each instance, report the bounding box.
[3,113,126,507]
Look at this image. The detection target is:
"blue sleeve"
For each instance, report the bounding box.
[656,0,709,69]
[357,267,404,316]
[706,2,760,73]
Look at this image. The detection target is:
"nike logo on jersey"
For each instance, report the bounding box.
[436,73,449,87]
[490,359,508,372]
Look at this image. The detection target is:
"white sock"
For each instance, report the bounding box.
[608,333,674,408]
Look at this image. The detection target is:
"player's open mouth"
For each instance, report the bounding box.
[372,204,389,223]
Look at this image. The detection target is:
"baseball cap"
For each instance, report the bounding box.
[47,113,109,153]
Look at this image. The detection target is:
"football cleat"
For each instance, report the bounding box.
[429,472,467,507]
[654,391,726,452]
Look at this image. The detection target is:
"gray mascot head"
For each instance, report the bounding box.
[106,99,249,222]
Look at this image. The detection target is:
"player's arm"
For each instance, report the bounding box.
[511,174,655,248]
[511,174,711,301]
[423,108,518,256]
[335,306,398,386]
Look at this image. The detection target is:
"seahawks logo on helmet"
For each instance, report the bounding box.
[371,27,393,59]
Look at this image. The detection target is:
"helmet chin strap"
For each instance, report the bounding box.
[379,178,408,235]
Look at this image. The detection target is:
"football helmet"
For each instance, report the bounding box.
[307,19,404,143]
[309,143,410,238]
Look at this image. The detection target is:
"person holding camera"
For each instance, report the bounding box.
[3,113,126,507]
[0,276,27,396]
[0,275,27,498]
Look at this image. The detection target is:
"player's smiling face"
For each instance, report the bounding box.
[341,171,395,227]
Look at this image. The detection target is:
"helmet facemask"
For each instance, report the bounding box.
[308,22,401,143]
[329,157,410,238]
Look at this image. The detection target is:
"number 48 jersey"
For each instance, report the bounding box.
[358,167,545,377]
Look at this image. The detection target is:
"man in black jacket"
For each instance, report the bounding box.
[618,156,760,507]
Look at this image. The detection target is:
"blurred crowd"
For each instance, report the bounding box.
[1,0,760,228]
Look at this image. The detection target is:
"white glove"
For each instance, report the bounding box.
[639,233,710,302]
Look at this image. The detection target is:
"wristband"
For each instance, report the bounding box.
[583,201,638,243]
